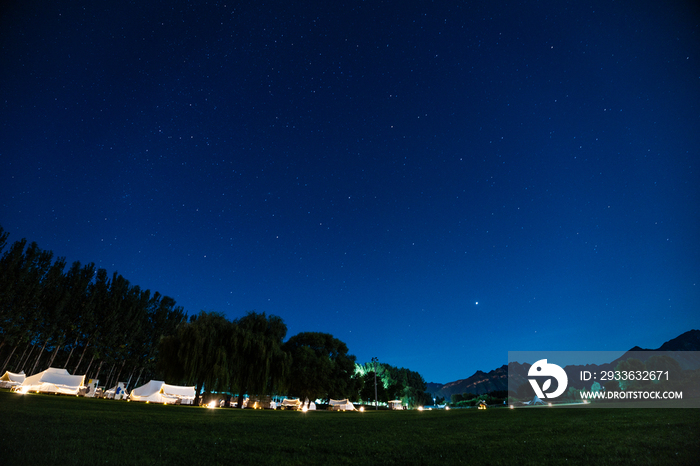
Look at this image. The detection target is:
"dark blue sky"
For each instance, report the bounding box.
[2,0,698,383]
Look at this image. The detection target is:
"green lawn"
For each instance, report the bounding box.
[1,390,698,465]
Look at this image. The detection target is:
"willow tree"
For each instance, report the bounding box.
[230,312,290,407]
[157,311,232,405]
[283,332,360,402]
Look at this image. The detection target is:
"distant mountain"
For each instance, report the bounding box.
[656,329,700,351]
[427,365,509,399]
[427,330,700,399]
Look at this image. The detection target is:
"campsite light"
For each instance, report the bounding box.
[510,405,514,409]
[359,406,364,412]
[418,406,423,411]
[445,406,450,410]
[548,403,552,407]
[302,405,308,412]
[207,401,217,409]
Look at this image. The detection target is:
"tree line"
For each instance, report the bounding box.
[0,226,187,391]
[158,312,362,405]
[0,225,430,406]
[356,361,432,407]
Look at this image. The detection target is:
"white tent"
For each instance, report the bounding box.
[302,399,317,411]
[129,380,196,405]
[0,370,25,388]
[280,398,302,410]
[16,367,85,395]
[329,399,356,411]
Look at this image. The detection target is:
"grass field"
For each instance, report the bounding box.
[1,390,698,465]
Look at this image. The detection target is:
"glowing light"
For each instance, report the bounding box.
[509,405,514,409]
[207,401,217,409]
[445,406,450,410]
[302,406,308,412]
[418,406,424,411]
[548,403,552,407]
[359,406,364,412]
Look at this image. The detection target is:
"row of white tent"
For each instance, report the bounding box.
[276,398,317,410]
[272,398,355,410]
[3,369,361,410]
[7,368,84,395]
[3,368,195,404]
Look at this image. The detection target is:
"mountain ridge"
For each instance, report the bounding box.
[426,329,700,399]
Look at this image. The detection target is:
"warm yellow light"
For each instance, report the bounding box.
[207,401,217,409]
[445,406,450,410]
[302,406,308,412]
[359,406,364,412]
[509,405,514,409]
[418,406,424,411]
[548,403,552,407]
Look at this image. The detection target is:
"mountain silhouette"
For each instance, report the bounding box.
[427,330,699,399]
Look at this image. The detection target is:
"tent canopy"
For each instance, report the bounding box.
[281,398,301,408]
[329,399,356,411]
[0,371,25,388]
[17,367,84,395]
[130,380,196,404]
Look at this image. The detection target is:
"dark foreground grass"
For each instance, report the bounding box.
[1,390,698,465]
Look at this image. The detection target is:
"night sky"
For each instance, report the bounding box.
[2,0,698,384]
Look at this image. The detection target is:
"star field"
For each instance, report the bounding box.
[1,0,698,383]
